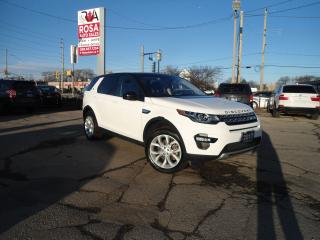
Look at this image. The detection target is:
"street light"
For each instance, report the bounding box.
[231,0,240,83]
[232,0,241,12]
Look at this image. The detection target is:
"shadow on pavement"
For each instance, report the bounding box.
[0,103,81,123]
[0,124,115,233]
[257,131,303,239]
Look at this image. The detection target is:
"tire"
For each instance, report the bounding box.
[311,112,319,120]
[253,101,258,110]
[0,103,4,114]
[57,98,62,108]
[267,103,271,113]
[272,108,280,118]
[145,129,188,173]
[26,107,35,114]
[83,110,102,140]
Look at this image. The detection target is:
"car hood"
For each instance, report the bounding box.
[149,96,253,115]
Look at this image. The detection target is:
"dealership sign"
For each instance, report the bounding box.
[78,8,101,56]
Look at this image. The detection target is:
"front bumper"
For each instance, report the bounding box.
[218,137,261,159]
[176,117,262,156]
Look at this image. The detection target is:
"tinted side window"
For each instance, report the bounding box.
[85,76,100,91]
[12,81,35,90]
[120,75,143,96]
[219,84,251,94]
[0,82,8,91]
[97,76,121,96]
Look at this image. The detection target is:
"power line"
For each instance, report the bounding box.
[269,15,320,19]
[0,0,232,31]
[270,1,320,14]
[0,44,60,58]
[8,52,59,64]
[0,20,59,40]
[108,9,165,28]
[265,64,320,69]
[246,0,296,13]
[1,33,59,48]
[174,53,261,67]
[0,22,61,43]
[247,1,320,16]
[266,51,320,57]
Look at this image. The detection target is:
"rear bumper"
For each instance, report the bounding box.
[278,107,319,114]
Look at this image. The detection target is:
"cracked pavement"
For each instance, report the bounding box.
[0,110,319,239]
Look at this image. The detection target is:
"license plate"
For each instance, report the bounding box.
[230,97,238,101]
[26,93,33,97]
[241,131,254,143]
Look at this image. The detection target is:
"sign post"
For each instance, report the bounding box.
[97,7,105,75]
[77,7,105,75]
[70,45,78,95]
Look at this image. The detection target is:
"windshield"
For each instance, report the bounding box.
[137,75,205,97]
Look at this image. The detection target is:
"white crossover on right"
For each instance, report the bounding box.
[268,84,319,119]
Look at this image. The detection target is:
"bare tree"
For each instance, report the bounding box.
[188,66,222,90]
[162,65,181,76]
[276,76,292,88]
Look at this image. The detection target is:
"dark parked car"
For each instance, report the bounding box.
[215,83,253,107]
[0,80,41,113]
[37,85,62,107]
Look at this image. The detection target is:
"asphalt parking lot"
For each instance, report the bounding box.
[0,109,319,240]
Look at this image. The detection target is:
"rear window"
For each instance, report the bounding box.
[218,84,252,94]
[283,85,316,94]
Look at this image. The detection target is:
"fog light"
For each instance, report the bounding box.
[194,134,217,143]
[194,134,217,150]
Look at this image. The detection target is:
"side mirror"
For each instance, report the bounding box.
[123,91,138,101]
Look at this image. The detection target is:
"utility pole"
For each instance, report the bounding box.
[141,45,144,72]
[4,48,8,79]
[152,61,156,73]
[156,49,162,73]
[70,45,78,96]
[260,8,268,91]
[60,38,64,93]
[236,11,244,83]
[231,0,240,83]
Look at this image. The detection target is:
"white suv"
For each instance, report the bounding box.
[83,73,262,173]
[268,84,319,119]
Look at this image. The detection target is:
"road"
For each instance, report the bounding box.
[0,109,319,240]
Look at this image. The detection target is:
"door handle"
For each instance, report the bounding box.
[142,109,151,114]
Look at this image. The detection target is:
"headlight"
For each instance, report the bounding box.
[177,109,220,124]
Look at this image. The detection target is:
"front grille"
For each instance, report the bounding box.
[219,112,257,125]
